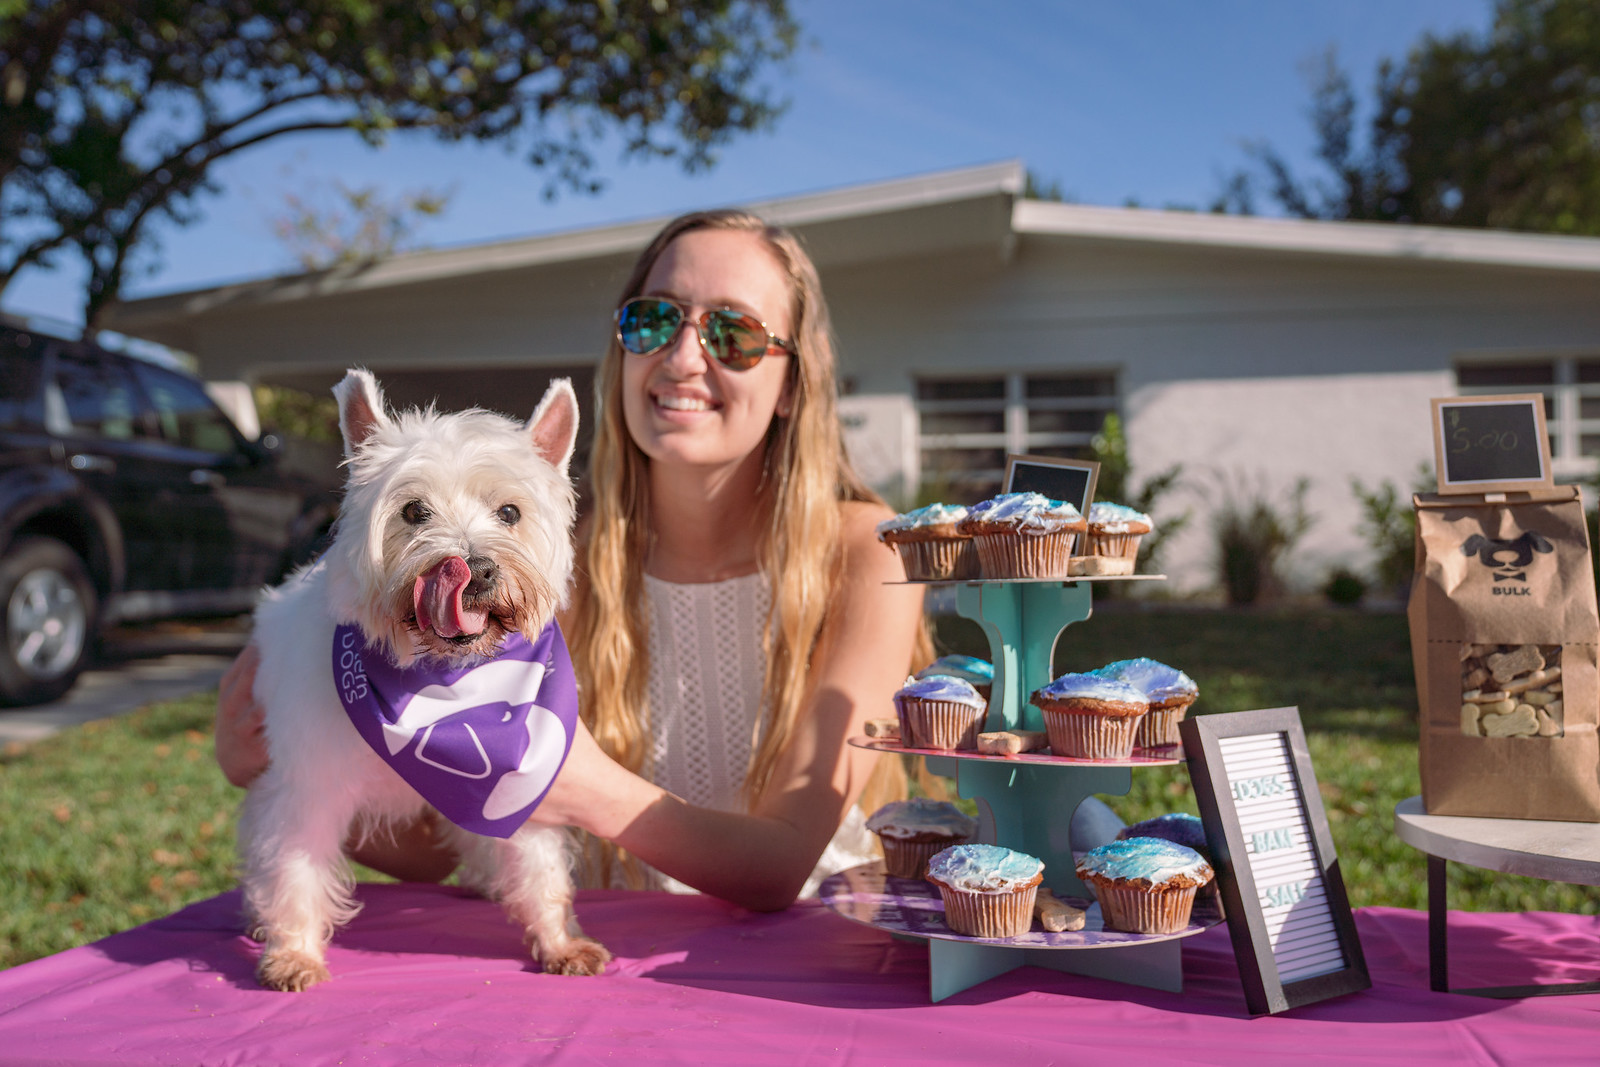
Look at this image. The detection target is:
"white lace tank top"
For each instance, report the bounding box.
[641,571,877,896]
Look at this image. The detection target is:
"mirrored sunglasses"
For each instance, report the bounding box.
[614,297,795,371]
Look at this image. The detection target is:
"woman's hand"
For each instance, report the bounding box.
[215,642,270,788]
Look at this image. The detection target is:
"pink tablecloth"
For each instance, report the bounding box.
[0,885,1597,1065]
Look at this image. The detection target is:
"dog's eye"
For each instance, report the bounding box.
[401,500,431,525]
[496,504,521,526]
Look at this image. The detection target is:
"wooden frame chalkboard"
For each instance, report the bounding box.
[1180,707,1370,1015]
[1431,393,1553,495]
[1002,454,1098,514]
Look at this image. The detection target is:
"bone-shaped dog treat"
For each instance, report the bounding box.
[1462,666,1490,691]
[1461,703,1482,736]
[1504,667,1560,695]
[1487,645,1544,685]
[1034,888,1086,932]
[976,730,1047,755]
[1477,698,1516,717]
[1462,690,1510,704]
[1481,705,1540,738]
[1522,689,1557,706]
[1536,707,1562,737]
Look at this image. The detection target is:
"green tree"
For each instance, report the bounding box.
[0,1,796,327]
[1218,0,1600,235]
[271,180,452,271]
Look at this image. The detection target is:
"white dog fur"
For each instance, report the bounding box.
[237,369,609,991]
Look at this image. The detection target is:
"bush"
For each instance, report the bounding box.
[1212,474,1314,605]
[1091,413,1189,576]
[1350,464,1432,600]
[1323,566,1368,606]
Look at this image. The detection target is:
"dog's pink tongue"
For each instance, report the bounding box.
[413,556,488,639]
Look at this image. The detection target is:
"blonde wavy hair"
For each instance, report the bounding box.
[568,209,931,888]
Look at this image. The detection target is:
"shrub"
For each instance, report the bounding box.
[1212,474,1315,605]
[1323,566,1367,606]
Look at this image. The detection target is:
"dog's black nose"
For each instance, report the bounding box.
[465,555,497,595]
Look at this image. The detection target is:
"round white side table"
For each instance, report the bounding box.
[1393,795,1600,997]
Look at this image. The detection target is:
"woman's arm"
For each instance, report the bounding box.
[530,501,924,910]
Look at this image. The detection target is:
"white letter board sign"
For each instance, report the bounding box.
[1180,706,1370,1015]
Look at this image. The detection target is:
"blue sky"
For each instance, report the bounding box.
[6,0,1491,327]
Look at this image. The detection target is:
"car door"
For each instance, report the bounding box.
[125,359,305,590]
[45,344,204,596]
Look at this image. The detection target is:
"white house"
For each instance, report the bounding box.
[107,161,1600,596]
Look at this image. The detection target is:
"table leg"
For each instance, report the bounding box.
[1428,854,1448,993]
[1428,852,1600,998]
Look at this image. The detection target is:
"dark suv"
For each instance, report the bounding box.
[0,320,338,705]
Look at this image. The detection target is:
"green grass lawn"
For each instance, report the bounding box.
[3,608,1597,971]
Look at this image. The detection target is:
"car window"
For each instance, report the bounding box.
[0,330,45,430]
[128,360,240,455]
[52,348,149,441]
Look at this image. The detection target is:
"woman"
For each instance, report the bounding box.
[217,209,928,910]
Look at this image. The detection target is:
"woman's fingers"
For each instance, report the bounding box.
[215,642,270,787]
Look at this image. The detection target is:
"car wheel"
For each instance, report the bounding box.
[0,537,97,706]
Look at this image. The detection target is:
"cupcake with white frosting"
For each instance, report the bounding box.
[926,844,1045,938]
[956,493,1086,579]
[1084,502,1154,561]
[867,798,979,879]
[1092,657,1198,749]
[894,674,988,750]
[914,654,994,703]
[1076,837,1213,934]
[1030,672,1149,759]
[876,503,978,581]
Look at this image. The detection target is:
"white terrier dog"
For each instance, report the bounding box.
[238,369,609,991]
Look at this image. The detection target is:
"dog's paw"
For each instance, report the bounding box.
[542,938,611,977]
[257,949,331,992]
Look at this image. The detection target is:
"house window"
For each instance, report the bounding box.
[1455,357,1600,467]
[915,371,1117,500]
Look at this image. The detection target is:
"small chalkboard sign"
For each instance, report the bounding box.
[1181,707,1370,1016]
[1431,394,1553,495]
[1002,454,1099,515]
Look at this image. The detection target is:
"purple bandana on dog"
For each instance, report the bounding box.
[333,621,578,838]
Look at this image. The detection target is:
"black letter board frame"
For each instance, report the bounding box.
[1002,454,1099,516]
[1180,706,1370,1015]
[1430,393,1554,495]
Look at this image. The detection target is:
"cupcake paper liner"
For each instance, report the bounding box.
[894,538,979,581]
[898,697,985,750]
[1086,531,1144,560]
[935,882,1041,939]
[879,835,969,879]
[1134,702,1191,749]
[972,530,1078,579]
[1041,706,1144,760]
[1093,882,1200,935]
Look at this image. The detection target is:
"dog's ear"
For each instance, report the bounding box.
[1528,531,1555,554]
[333,369,390,456]
[1461,534,1488,559]
[527,378,580,475]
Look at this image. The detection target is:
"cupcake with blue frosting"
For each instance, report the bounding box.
[876,503,978,581]
[914,654,994,702]
[1085,502,1154,561]
[1030,672,1149,759]
[956,493,1085,579]
[1076,837,1213,934]
[1092,658,1198,748]
[894,674,988,751]
[926,844,1045,938]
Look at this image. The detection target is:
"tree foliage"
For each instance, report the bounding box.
[271,179,451,270]
[0,0,796,326]
[1219,0,1600,235]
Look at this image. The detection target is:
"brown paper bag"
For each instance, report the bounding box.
[1409,486,1600,821]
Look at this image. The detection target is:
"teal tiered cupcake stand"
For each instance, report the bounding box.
[822,576,1221,1002]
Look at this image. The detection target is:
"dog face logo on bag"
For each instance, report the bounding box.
[1461,532,1554,595]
